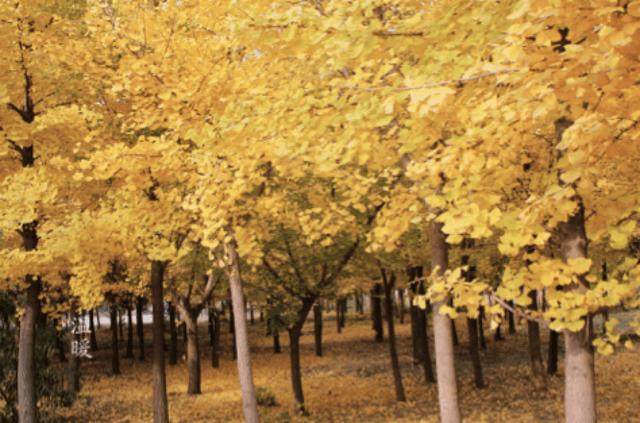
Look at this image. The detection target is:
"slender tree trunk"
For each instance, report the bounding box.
[451,313,459,346]
[340,298,347,329]
[184,310,202,395]
[67,315,81,398]
[398,289,405,324]
[136,297,145,361]
[507,302,516,335]
[381,270,406,401]
[96,309,101,330]
[288,328,306,415]
[336,299,342,334]
[225,240,259,423]
[110,304,120,375]
[527,290,547,388]
[478,307,487,350]
[18,222,40,423]
[249,305,254,325]
[168,303,178,365]
[421,307,436,384]
[430,222,462,423]
[273,326,281,354]
[118,308,124,341]
[494,323,504,341]
[547,329,559,375]
[372,283,384,342]
[89,310,98,351]
[313,303,323,357]
[125,306,134,358]
[466,318,485,388]
[54,319,66,363]
[559,201,596,423]
[210,307,220,368]
[151,260,169,423]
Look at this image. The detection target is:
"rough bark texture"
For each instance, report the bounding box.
[136,297,145,361]
[151,261,169,423]
[110,305,120,375]
[225,240,259,423]
[559,202,596,423]
[430,222,462,423]
[371,283,384,342]
[313,303,323,357]
[381,270,406,402]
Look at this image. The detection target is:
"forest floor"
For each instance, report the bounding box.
[58,313,640,422]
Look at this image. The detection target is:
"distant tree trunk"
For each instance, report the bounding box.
[355,292,363,315]
[494,323,504,341]
[398,289,405,324]
[381,270,406,402]
[88,310,98,352]
[96,309,101,329]
[527,290,546,388]
[183,309,202,395]
[230,305,237,360]
[601,262,609,335]
[478,307,487,350]
[150,260,169,423]
[210,306,220,368]
[547,329,559,375]
[371,283,384,342]
[249,304,254,325]
[288,298,314,415]
[125,306,134,358]
[313,303,323,357]
[168,303,178,365]
[110,304,120,375]
[54,319,66,363]
[340,298,347,329]
[450,304,459,346]
[259,310,264,322]
[225,239,259,423]
[67,314,81,397]
[507,301,516,335]
[466,317,485,388]
[273,328,281,354]
[420,307,436,384]
[136,297,145,361]
[118,308,124,341]
[558,198,596,423]
[336,299,342,334]
[431,222,462,423]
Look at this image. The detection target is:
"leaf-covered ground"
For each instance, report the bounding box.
[59,314,639,422]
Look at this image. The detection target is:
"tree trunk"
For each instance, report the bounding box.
[110,304,120,375]
[151,260,169,423]
[118,308,124,340]
[17,222,40,423]
[421,307,436,384]
[67,314,81,397]
[381,271,406,402]
[313,303,323,357]
[547,329,559,375]
[494,323,504,341]
[527,290,547,388]
[225,240,259,423]
[507,302,516,335]
[478,307,487,350]
[249,304,254,325]
[273,326,281,354]
[371,283,384,342]
[336,299,342,334]
[466,318,485,388]
[559,201,596,423]
[96,309,101,329]
[168,303,178,365]
[288,328,306,415]
[136,297,145,361]
[210,307,220,368]
[54,319,66,363]
[398,289,405,324]
[184,309,202,395]
[430,222,462,423]
[89,310,98,351]
[125,306,134,358]
[451,313,459,346]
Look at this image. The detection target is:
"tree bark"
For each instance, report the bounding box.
[507,301,516,335]
[466,318,485,389]
[336,299,342,334]
[478,307,487,351]
[136,297,145,361]
[287,298,314,415]
[184,309,202,395]
[118,308,124,340]
[89,310,98,351]
[559,201,596,423]
[371,283,384,342]
[547,329,559,375]
[96,309,101,330]
[398,289,405,324]
[225,240,259,423]
[151,260,169,423]
[125,305,134,358]
[527,290,547,388]
[313,303,323,357]
[210,306,220,368]
[430,222,462,423]
[110,304,120,375]
[273,327,281,354]
[381,270,406,402]
[168,303,178,365]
